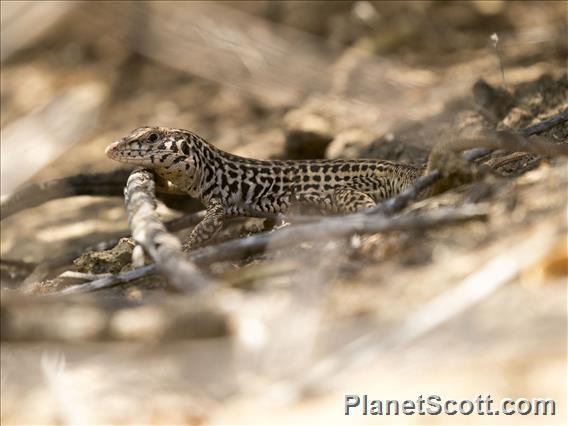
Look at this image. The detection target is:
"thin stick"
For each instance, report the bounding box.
[55,264,157,295]
[0,169,130,221]
[366,170,442,216]
[189,206,487,265]
[58,271,112,280]
[519,108,568,137]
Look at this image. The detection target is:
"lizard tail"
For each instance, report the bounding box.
[426,129,568,174]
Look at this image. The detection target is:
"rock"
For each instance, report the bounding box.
[283,111,333,159]
[472,79,515,120]
[326,129,374,159]
[73,237,135,274]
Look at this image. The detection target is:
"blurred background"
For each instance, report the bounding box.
[1,1,567,425]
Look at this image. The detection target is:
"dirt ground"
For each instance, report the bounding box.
[1,2,567,425]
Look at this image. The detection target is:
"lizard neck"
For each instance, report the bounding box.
[153,133,264,203]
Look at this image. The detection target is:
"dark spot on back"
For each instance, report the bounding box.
[241,181,250,197]
[252,183,264,200]
[221,172,228,188]
[303,184,319,191]
[228,180,239,193]
[181,142,190,155]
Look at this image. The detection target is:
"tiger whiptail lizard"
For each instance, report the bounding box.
[106,126,568,249]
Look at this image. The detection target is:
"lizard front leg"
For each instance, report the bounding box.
[183,198,225,250]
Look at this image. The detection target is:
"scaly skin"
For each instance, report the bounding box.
[106,127,422,248]
[106,126,568,248]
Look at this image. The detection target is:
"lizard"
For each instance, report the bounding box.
[105,126,568,249]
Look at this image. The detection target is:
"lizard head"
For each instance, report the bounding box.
[107,126,209,195]
[106,126,200,168]
[106,126,173,166]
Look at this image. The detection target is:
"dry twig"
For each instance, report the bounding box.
[519,108,568,137]
[189,205,488,264]
[0,169,130,221]
[55,264,157,295]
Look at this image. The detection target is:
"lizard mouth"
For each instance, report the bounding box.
[105,142,172,165]
[105,141,153,161]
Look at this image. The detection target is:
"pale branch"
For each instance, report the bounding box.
[124,168,215,292]
[58,271,112,280]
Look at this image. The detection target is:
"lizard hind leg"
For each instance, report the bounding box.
[183,198,225,250]
[288,188,374,215]
[333,186,376,213]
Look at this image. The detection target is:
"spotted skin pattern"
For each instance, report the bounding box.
[106,127,423,248]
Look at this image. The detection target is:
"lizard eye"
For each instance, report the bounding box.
[147,133,159,143]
